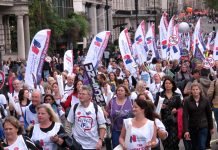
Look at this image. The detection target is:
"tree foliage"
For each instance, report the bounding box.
[205,0,218,11]
[29,0,89,51]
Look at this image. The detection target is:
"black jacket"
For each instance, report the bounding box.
[183,95,213,132]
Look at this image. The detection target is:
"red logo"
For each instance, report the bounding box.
[77,112,81,115]
[32,39,41,55]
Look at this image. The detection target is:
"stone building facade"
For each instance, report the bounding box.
[0,0,29,60]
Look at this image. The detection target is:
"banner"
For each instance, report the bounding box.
[25,29,51,89]
[84,31,111,68]
[145,23,157,62]
[206,31,216,51]
[119,28,137,75]
[169,24,181,60]
[84,63,106,106]
[0,71,5,90]
[193,18,206,57]
[166,15,175,60]
[133,20,147,65]
[213,30,218,60]
[159,13,168,59]
[64,50,74,75]
[57,75,64,98]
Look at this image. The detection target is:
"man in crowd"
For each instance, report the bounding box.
[67,86,106,150]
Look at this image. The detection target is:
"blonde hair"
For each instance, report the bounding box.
[36,104,60,123]
[136,80,146,92]
[191,82,204,97]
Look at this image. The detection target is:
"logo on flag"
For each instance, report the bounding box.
[162,40,167,49]
[32,39,41,55]
[216,47,218,55]
[135,35,143,44]
[123,54,133,64]
[94,37,103,47]
[146,37,152,44]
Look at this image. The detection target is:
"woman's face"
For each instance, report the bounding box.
[109,73,115,80]
[133,102,144,116]
[44,96,54,104]
[191,86,201,97]
[37,108,50,123]
[76,81,83,91]
[123,79,129,86]
[53,71,58,78]
[52,84,59,93]
[116,87,126,98]
[24,90,29,99]
[164,80,173,90]
[181,65,187,72]
[4,122,18,140]
[45,88,52,95]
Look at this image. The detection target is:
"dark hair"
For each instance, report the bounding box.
[3,116,23,135]
[162,76,177,92]
[73,80,83,94]
[134,99,154,120]
[109,72,117,82]
[192,69,200,75]
[43,94,55,103]
[200,68,210,77]
[18,88,29,103]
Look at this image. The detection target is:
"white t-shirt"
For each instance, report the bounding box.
[31,123,61,150]
[4,135,28,150]
[67,102,106,149]
[24,106,38,127]
[124,118,154,150]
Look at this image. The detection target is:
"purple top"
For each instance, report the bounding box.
[108,97,133,131]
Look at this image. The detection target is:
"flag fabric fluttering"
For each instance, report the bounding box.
[145,23,157,62]
[213,30,218,60]
[133,20,147,65]
[119,28,137,75]
[25,29,51,89]
[84,31,111,68]
[159,13,168,60]
[64,50,74,75]
[193,18,206,58]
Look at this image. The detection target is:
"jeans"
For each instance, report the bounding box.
[213,108,218,132]
[189,127,208,150]
[112,130,121,148]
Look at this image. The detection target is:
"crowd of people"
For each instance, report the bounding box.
[0,51,217,150]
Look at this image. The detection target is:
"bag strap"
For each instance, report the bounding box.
[73,103,98,124]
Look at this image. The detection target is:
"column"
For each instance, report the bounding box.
[89,4,97,36]
[24,15,30,59]
[17,15,25,60]
[108,8,113,32]
[97,6,105,32]
[0,15,4,64]
[4,16,11,54]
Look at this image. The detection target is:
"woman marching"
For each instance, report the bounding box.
[183,82,214,150]
[155,76,182,150]
[0,116,38,150]
[119,98,157,150]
